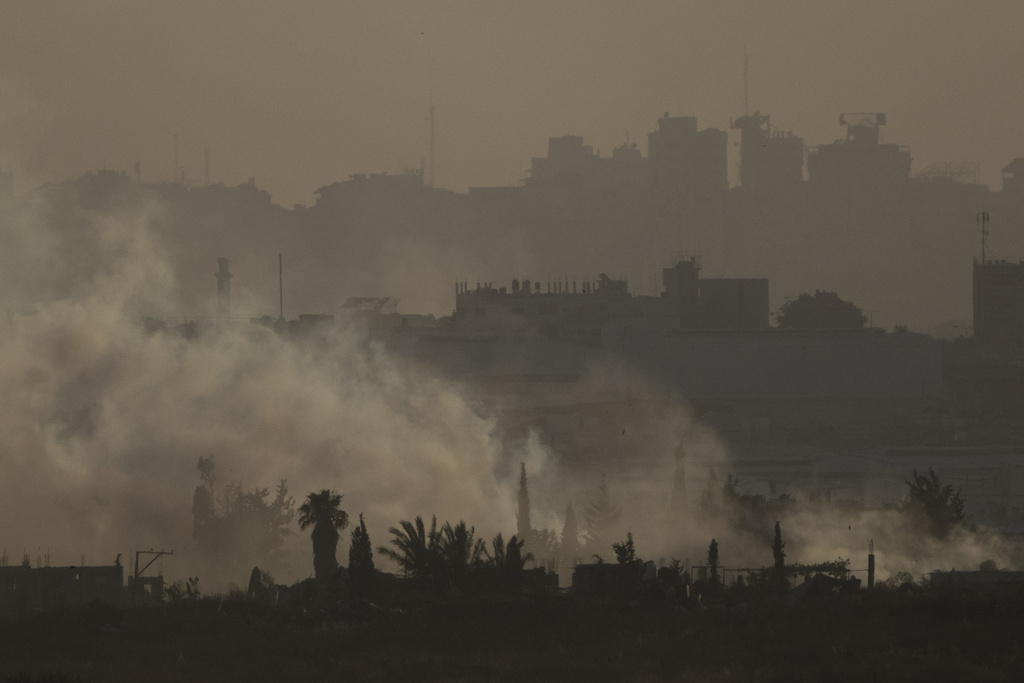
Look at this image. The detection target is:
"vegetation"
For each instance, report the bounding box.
[559,501,578,576]
[347,513,375,597]
[517,462,531,540]
[164,576,201,604]
[377,515,440,586]
[191,456,295,579]
[376,516,497,591]
[7,586,1024,682]
[297,489,349,580]
[707,538,720,584]
[776,289,867,329]
[582,476,621,560]
[612,532,644,599]
[771,521,787,588]
[901,468,965,538]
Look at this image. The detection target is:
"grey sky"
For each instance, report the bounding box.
[2,1,1022,206]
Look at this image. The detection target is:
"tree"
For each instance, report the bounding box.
[348,513,375,597]
[771,521,787,588]
[517,462,532,541]
[902,468,965,538]
[437,520,487,586]
[191,457,295,579]
[377,515,441,587]
[612,531,644,599]
[504,534,528,592]
[583,475,621,560]
[560,501,579,575]
[298,489,349,580]
[707,538,720,584]
[775,290,867,329]
[612,531,638,565]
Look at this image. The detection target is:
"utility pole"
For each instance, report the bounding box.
[428,103,435,188]
[132,549,173,603]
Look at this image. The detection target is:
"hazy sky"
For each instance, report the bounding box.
[2,1,1023,206]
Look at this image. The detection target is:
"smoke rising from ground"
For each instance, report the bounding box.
[0,196,519,586]
[0,192,1015,590]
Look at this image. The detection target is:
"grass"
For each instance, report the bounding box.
[1,586,1023,681]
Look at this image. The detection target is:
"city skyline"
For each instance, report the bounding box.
[1,1,1023,206]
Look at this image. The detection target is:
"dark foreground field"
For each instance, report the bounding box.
[2,588,1023,682]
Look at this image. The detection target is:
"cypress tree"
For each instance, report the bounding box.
[348,513,375,597]
[772,521,787,590]
[708,538,720,584]
[517,462,532,542]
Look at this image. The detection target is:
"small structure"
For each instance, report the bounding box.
[215,257,232,320]
[973,259,1024,357]
[929,562,1024,591]
[0,561,126,610]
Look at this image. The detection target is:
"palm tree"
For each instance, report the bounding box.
[377,515,441,585]
[298,489,349,580]
[438,520,487,585]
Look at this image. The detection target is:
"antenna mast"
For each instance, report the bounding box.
[173,134,180,183]
[978,211,990,263]
[743,47,749,116]
[278,253,284,321]
[428,104,435,188]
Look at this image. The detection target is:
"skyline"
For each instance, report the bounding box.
[2,1,1023,207]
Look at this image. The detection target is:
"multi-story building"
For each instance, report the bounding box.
[807,113,911,191]
[973,259,1024,355]
[451,258,768,342]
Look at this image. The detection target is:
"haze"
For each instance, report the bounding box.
[2,1,1023,206]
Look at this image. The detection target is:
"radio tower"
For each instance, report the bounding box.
[428,103,435,188]
[743,46,749,116]
[173,134,180,183]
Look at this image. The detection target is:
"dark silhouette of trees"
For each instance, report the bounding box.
[517,462,532,541]
[707,539,720,584]
[902,468,965,538]
[348,513,375,597]
[438,520,487,586]
[504,534,527,573]
[378,515,439,585]
[377,516,487,590]
[612,532,644,599]
[772,521,787,589]
[775,290,867,329]
[482,533,529,592]
[191,456,295,578]
[612,531,638,565]
[560,501,579,576]
[583,475,621,560]
[298,489,349,580]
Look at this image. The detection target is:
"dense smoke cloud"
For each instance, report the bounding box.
[0,195,518,586]
[0,190,1014,591]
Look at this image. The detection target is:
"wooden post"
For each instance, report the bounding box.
[867,539,875,590]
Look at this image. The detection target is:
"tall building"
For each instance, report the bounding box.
[807,113,911,191]
[647,114,728,198]
[730,112,804,193]
[973,259,1024,355]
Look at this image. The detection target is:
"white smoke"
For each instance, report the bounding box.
[0,194,518,586]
